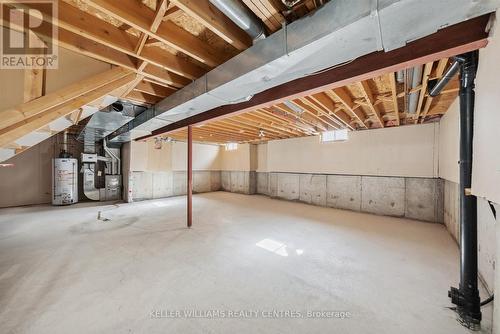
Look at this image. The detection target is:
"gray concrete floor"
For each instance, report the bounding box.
[0,192,493,333]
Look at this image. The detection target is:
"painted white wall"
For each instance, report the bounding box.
[438,98,459,183]
[263,123,439,177]
[472,11,500,205]
[470,13,500,334]
[496,203,500,334]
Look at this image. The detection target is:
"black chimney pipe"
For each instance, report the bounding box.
[432,51,481,329]
[429,51,481,329]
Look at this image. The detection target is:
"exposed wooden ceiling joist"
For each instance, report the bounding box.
[137,14,489,141]
[0,69,136,147]
[85,0,222,67]
[172,0,252,50]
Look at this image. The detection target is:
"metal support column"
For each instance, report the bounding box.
[187,125,192,228]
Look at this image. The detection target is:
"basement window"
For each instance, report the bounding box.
[225,142,238,151]
[321,129,349,143]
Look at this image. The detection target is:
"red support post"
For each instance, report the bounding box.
[187,125,193,228]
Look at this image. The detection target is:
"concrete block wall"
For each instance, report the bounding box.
[129,171,221,201]
[257,172,444,223]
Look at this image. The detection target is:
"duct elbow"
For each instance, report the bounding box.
[209,0,266,42]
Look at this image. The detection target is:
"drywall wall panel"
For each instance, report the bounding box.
[472,11,500,204]
[0,136,56,208]
[477,198,497,293]
[438,98,459,183]
[266,123,438,177]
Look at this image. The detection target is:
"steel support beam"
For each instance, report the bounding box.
[187,125,193,228]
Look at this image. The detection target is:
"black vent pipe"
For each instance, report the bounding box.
[431,51,481,329]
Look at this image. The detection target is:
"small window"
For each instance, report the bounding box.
[321,129,348,143]
[225,142,238,151]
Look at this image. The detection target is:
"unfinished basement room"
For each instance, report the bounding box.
[1,0,500,333]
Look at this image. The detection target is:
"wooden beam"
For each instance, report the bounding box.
[132,15,490,140]
[71,108,84,125]
[420,58,451,122]
[0,14,190,88]
[173,0,252,50]
[23,1,204,80]
[0,67,129,131]
[327,88,367,129]
[308,93,354,130]
[127,91,163,105]
[23,51,45,103]
[388,72,400,126]
[86,0,221,67]
[241,0,284,32]
[135,0,169,62]
[0,73,136,147]
[358,81,384,127]
[299,96,345,129]
[135,81,176,97]
[414,61,434,123]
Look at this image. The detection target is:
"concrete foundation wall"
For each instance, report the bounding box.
[129,170,255,201]
[443,180,496,293]
[129,171,222,201]
[257,172,444,223]
[221,171,256,195]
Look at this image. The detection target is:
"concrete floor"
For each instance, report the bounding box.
[0,192,493,333]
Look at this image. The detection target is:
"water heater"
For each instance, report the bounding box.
[52,158,78,205]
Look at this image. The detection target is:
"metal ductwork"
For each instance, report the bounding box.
[108,0,500,143]
[408,65,423,114]
[428,60,461,97]
[209,0,266,41]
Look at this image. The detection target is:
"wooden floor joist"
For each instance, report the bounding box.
[0,69,136,147]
